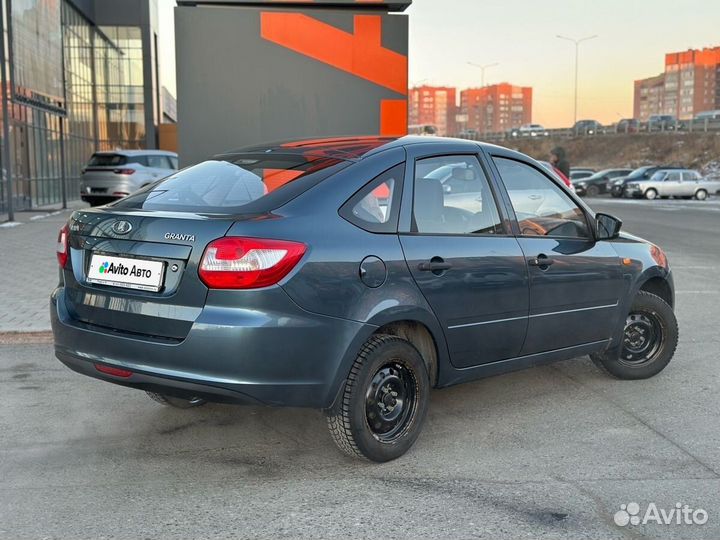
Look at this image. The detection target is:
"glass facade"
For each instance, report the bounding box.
[0,0,158,214]
[96,26,146,149]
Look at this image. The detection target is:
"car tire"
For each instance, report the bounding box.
[611,190,622,198]
[644,188,658,200]
[586,185,600,197]
[590,291,678,380]
[694,189,708,201]
[146,391,207,409]
[326,334,430,462]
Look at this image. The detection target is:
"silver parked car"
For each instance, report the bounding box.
[80,150,178,206]
[624,169,720,200]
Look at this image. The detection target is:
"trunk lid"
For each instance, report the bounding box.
[63,207,236,340]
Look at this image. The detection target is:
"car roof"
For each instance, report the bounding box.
[215,136,514,162]
[93,149,177,157]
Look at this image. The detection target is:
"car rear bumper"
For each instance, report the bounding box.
[51,286,373,408]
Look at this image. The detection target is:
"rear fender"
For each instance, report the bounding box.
[324,305,451,409]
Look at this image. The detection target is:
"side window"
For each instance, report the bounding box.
[339,163,404,233]
[169,156,179,169]
[493,157,590,238]
[412,155,503,235]
[682,171,698,181]
[666,171,682,182]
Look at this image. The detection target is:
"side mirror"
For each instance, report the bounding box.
[595,213,622,240]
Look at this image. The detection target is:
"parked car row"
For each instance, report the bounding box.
[623,168,720,200]
[564,164,720,200]
[573,169,633,197]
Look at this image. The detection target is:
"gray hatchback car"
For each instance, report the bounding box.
[53,136,678,461]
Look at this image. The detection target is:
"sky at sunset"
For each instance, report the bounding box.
[158,0,720,128]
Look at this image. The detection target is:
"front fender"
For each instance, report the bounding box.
[606,262,673,356]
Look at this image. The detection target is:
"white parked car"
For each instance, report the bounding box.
[624,169,720,200]
[511,124,549,138]
[80,150,179,206]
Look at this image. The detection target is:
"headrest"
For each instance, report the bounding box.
[451,167,477,181]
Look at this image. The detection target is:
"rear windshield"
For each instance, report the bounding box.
[112,154,348,213]
[88,154,148,167]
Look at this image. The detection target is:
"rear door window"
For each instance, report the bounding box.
[411,155,503,235]
[113,154,347,213]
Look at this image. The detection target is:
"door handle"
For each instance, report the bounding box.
[418,260,452,272]
[528,254,554,267]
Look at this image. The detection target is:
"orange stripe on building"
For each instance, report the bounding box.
[260,12,407,95]
[380,99,407,136]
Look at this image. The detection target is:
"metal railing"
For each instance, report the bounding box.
[457,118,720,143]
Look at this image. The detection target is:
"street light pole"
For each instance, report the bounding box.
[556,34,597,125]
[467,62,499,136]
[467,61,499,89]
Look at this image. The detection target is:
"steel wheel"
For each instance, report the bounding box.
[365,362,418,443]
[620,311,663,365]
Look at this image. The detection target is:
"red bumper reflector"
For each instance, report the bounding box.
[95,364,133,378]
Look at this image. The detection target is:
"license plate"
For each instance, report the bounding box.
[87,254,165,292]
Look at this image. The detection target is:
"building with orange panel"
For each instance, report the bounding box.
[408,86,457,136]
[634,46,720,121]
[460,83,532,134]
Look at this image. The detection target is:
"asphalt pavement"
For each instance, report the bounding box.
[1,198,719,539]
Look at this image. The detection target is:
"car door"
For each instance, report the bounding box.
[681,171,700,196]
[490,156,626,356]
[662,170,683,196]
[399,145,529,368]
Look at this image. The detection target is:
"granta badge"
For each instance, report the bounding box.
[164,232,196,242]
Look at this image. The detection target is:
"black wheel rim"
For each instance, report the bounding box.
[621,311,663,365]
[365,361,418,442]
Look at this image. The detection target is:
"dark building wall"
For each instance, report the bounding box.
[175,3,409,165]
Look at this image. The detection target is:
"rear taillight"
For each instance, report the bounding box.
[113,168,135,175]
[112,191,130,197]
[56,224,69,268]
[199,237,306,289]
